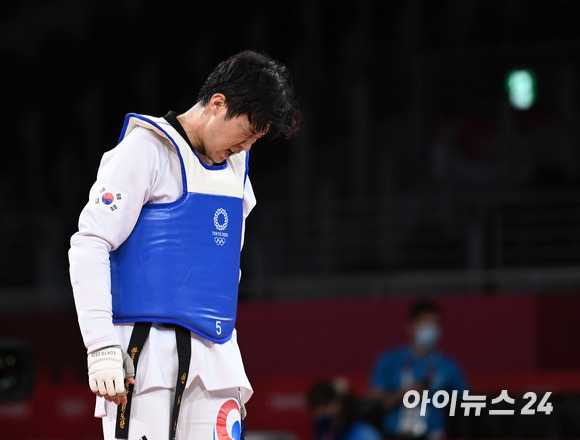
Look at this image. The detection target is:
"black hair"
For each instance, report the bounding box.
[196,50,301,139]
[408,299,441,322]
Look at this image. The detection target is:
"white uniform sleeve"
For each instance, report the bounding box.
[69,127,178,353]
[241,176,256,250]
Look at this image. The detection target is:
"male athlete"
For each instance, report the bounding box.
[69,50,300,439]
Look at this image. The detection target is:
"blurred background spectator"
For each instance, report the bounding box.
[367,299,468,439]
[307,380,382,440]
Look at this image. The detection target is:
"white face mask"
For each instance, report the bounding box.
[414,323,440,349]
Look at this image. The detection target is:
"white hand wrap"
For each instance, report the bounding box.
[87,346,135,397]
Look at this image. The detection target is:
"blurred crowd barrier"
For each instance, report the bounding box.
[1,291,579,439]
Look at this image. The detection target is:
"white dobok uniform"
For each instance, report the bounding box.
[69,118,254,440]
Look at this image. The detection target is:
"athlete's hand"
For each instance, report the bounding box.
[87,346,135,405]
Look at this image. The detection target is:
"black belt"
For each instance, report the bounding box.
[170,325,191,440]
[115,322,192,440]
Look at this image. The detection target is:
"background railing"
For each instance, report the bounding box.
[240,190,580,299]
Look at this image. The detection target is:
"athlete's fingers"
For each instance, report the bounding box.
[104,395,122,405]
[97,380,109,397]
[105,378,118,397]
[113,378,126,396]
[89,379,99,395]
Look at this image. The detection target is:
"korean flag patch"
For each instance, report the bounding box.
[94,185,124,213]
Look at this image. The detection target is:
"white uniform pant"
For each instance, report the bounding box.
[100,376,243,440]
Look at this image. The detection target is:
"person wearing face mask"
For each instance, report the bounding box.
[307,381,383,440]
[367,300,468,440]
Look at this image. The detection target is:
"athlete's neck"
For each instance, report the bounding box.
[177,106,214,165]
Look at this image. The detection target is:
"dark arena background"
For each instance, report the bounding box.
[2,1,580,439]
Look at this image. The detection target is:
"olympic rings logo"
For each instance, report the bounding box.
[215,237,226,246]
[214,208,229,231]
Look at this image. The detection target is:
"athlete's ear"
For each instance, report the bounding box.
[209,94,227,115]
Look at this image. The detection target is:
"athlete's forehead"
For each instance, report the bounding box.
[236,114,268,137]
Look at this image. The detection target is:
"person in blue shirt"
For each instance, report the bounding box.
[368,300,468,440]
[308,381,383,440]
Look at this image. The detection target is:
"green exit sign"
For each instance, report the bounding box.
[506,69,536,110]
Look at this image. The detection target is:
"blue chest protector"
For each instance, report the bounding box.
[110,113,248,343]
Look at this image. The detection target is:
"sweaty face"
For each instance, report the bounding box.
[202,108,267,165]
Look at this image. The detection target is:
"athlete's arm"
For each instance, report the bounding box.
[69,127,175,352]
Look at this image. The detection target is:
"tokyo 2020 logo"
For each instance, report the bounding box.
[214,208,228,231]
